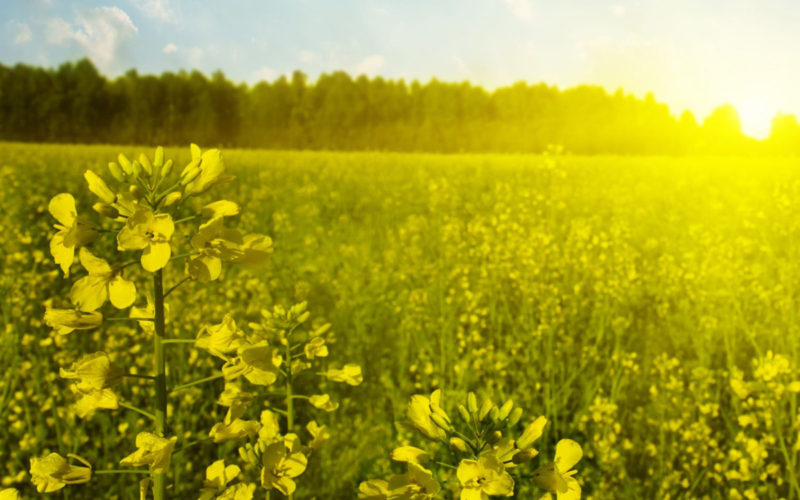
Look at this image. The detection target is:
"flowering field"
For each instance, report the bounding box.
[2,142,800,499]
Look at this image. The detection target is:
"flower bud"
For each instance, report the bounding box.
[92,202,119,219]
[450,437,469,453]
[129,184,143,199]
[163,191,182,207]
[139,153,153,176]
[181,165,201,186]
[84,170,116,204]
[430,412,452,432]
[490,407,499,422]
[508,407,523,426]
[161,159,173,177]
[458,404,471,423]
[108,162,125,182]
[487,430,502,444]
[132,160,142,177]
[512,448,538,464]
[479,399,494,421]
[498,400,514,421]
[118,153,133,175]
[154,146,164,168]
[467,392,478,413]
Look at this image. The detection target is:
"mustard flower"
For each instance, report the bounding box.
[308,394,339,412]
[183,145,231,196]
[196,314,248,360]
[44,306,103,335]
[531,439,583,500]
[69,248,136,311]
[260,441,307,496]
[388,462,440,499]
[202,200,241,219]
[60,351,124,417]
[306,421,330,451]
[84,170,116,204]
[304,337,328,359]
[117,207,174,272]
[30,453,92,493]
[457,453,514,500]
[408,389,448,441]
[210,403,261,443]
[199,460,255,500]
[259,410,282,444]
[358,479,390,500]
[222,341,282,386]
[324,364,363,386]
[233,234,274,267]
[71,387,121,419]
[0,488,20,500]
[48,193,97,277]
[120,432,177,474]
[189,217,245,281]
[390,446,431,465]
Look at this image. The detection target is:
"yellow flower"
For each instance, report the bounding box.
[259,410,282,444]
[306,421,330,451]
[120,432,177,474]
[234,234,274,267]
[358,479,390,500]
[308,394,339,412]
[324,364,363,386]
[29,453,92,493]
[60,351,123,392]
[69,248,136,311]
[183,145,232,196]
[44,307,103,335]
[260,441,307,496]
[517,416,547,450]
[48,193,98,277]
[210,402,261,443]
[531,439,583,500]
[117,208,174,272]
[457,453,515,500]
[189,217,245,281]
[84,170,116,204]
[199,460,255,500]
[222,341,282,386]
[304,337,328,359]
[71,387,121,419]
[387,463,440,499]
[408,389,448,441]
[391,446,431,465]
[202,200,241,219]
[0,488,20,500]
[196,314,248,360]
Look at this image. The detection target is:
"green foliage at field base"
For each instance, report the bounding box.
[2,142,800,499]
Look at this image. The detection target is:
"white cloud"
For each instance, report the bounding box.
[503,0,533,20]
[355,54,385,76]
[46,18,73,44]
[132,0,173,21]
[11,22,32,44]
[299,50,316,64]
[610,4,626,17]
[162,43,177,54]
[251,66,278,83]
[45,7,138,75]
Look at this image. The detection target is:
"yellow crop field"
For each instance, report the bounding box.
[2,142,800,499]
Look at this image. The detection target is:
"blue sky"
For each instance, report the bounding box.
[2,0,799,138]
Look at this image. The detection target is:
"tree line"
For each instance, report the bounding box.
[1,58,799,155]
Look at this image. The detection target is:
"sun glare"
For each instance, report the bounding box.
[733,98,776,140]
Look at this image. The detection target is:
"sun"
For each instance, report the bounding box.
[733,97,777,140]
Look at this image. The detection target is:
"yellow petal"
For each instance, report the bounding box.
[109,275,136,309]
[517,415,547,449]
[70,275,108,312]
[555,439,583,472]
[151,214,175,239]
[202,200,240,219]
[49,193,77,227]
[79,247,111,275]
[84,170,116,204]
[141,242,171,272]
[50,231,75,277]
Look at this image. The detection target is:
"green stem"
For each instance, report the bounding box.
[170,373,224,394]
[119,402,156,420]
[124,373,155,380]
[285,340,294,500]
[152,269,168,500]
[172,215,199,224]
[163,276,192,298]
[161,338,196,344]
[94,469,150,475]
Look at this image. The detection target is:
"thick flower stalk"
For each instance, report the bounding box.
[37,144,272,499]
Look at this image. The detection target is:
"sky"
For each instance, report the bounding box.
[2,0,799,138]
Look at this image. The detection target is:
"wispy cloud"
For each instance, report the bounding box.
[11,22,33,45]
[45,7,139,75]
[502,0,533,20]
[132,0,174,22]
[355,54,385,76]
[162,42,177,54]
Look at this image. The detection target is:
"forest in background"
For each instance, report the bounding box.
[3,58,800,155]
